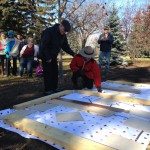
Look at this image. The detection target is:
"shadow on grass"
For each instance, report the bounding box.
[0,66,149,110]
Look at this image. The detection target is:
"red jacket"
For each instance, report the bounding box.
[70,54,101,87]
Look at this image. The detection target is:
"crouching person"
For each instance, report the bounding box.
[70,46,102,92]
[19,37,39,77]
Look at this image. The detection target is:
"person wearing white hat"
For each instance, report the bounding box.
[70,46,102,92]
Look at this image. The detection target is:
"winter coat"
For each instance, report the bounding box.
[70,54,101,88]
[20,45,39,58]
[5,38,20,58]
[98,33,114,52]
[5,38,15,58]
[0,39,6,55]
[40,24,75,61]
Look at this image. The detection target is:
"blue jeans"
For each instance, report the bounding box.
[99,51,111,72]
[19,57,33,76]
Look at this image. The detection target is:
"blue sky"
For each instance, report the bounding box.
[95,0,149,18]
[100,0,148,7]
[100,0,149,10]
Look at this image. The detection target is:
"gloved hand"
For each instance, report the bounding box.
[97,86,102,92]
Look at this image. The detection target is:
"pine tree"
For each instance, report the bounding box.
[107,5,125,65]
[0,0,56,39]
[0,0,35,34]
[28,0,57,41]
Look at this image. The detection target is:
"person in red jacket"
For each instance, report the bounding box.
[70,46,102,92]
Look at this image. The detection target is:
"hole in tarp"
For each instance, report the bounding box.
[141,143,144,145]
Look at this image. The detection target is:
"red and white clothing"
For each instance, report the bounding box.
[20,45,39,58]
[70,54,101,88]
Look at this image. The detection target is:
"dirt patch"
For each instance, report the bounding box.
[0,64,150,150]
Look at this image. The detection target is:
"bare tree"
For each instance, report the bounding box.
[127,5,150,59]
[66,2,107,48]
[121,1,138,41]
[56,0,86,20]
[56,0,86,76]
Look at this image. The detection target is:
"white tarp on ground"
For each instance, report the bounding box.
[0,81,150,150]
[62,81,150,111]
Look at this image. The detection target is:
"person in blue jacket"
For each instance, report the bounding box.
[5,30,19,76]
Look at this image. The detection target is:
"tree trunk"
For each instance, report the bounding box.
[82,38,86,48]
[57,0,63,77]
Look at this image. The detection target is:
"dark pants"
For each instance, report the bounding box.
[12,57,17,75]
[19,57,34,77]
[71,71,93,89]
[6,57,17,76]
[6,58,11,76]
[0,55,5,75]
[42,58,58,92]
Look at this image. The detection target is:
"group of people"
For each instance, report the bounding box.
[0,19,114,95]
[0,31,39,77]
[40,20,114,95]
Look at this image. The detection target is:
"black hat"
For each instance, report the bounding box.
[61,20,71,32]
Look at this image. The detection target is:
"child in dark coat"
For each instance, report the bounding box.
[70,46,102,92]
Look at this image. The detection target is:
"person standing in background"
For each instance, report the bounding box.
[17,33,27,55]
[19,37,39,77]
[0,32,6,76]
[98,26,114,80]
[5,30,20,76]
[5,30,16,76]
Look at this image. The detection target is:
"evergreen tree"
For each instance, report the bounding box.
[28,0,57,42]
[0,0,35,34]
[0,0,56,39]
[107,5,125,65]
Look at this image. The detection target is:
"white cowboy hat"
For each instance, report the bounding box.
[79,46,96,58]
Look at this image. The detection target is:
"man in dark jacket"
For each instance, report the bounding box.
[98,26,114,79]
[40,20,75,95]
